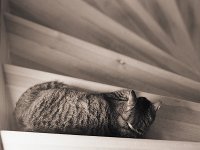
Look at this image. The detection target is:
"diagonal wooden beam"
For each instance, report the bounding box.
[84,0,179,59]
[5,13,200,83]
[139,0,200,71]
[9,0,198,74]
[176,0,200,62]
[7,32,200,102]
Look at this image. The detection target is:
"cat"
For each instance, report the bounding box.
[14,81,161,138]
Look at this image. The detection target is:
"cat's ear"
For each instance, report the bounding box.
[103,89,136,102]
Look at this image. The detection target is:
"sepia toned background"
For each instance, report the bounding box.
[1,0,200,149]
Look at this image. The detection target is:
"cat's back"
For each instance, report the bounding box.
[15,81,111,135]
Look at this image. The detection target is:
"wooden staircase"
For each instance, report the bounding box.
[1,0,200,149]
[5,13,200,100]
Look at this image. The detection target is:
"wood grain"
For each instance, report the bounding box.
[10,53,64,76]
[84,0,179,59]
[8,34,172,96]
[3,64,200,142]
[1,0,200,148]
[139,0,200,71]
[8,33,200,101]
[176,0,200,61]
[4,14,200,102]
[1,131,200,150]
[9,0,198,75]
[4,12,195,78]
[85,0,200,75]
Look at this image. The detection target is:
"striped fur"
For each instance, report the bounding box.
[15,81,157,138]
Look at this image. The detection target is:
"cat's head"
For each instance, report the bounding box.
[103,89,161,138]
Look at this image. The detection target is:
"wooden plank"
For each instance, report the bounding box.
[139,0,200,71]
[5,13,200,82]
[84,0,179,57]
[176,0,200,61]
[8,33,200,101]
[5,13,200,101]
[84,0,200,74]
[8,34,171,96]
[1,131,200,150]
[10,53,64,76]
[3,64,200,141]
[9,0,197,74]
[191,0,200,55]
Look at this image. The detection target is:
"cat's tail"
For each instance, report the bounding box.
[14,81,67,127]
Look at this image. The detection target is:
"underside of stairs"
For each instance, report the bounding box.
[1,0,200,149]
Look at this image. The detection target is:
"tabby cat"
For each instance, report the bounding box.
[15,81,161,138]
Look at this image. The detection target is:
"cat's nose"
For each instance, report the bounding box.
[153,101,162,111]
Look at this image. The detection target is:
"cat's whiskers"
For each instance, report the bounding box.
[127,122,143,135]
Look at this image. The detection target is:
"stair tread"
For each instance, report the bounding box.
[8,33,200,101]
[3,64,200,141]
[6,13,200,80]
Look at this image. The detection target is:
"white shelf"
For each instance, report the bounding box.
[1,131,200,150]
